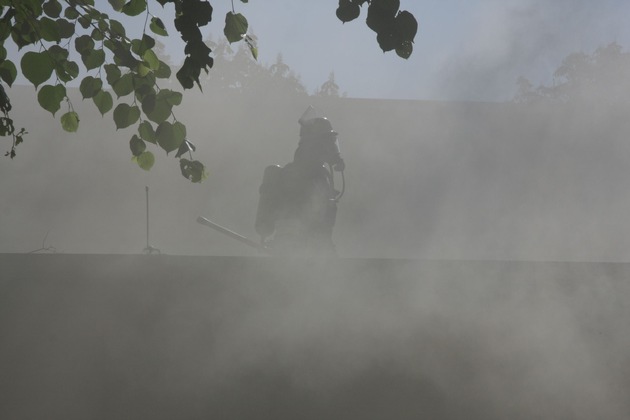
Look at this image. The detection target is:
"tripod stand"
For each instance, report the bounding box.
[143,186,161,254]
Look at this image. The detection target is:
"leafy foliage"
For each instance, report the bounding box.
[203,37,307,96]
[60,111,79,132]
[514,43,630,105]
[336,0,418,59]
[1,83,26,158]
[1,0,417,182]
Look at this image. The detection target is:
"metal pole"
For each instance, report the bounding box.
[144,186,160,254]
[197,216,267,252]
[145,186,150,249]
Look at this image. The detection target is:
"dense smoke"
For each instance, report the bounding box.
[2,255,629,419]
[2,2,630,419]
[433,0,630,101]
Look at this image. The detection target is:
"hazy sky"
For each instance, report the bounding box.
[5,1,630,102]
[139,0,630,101]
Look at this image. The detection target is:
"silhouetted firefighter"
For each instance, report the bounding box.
[255,107,345,255]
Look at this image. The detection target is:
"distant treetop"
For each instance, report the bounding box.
[514,43,630,106]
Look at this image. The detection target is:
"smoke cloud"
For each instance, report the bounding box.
[432,0,630,101]
[3,4,630,418]
[2,255,629,419]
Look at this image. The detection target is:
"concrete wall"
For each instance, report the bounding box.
[1,254,629,419]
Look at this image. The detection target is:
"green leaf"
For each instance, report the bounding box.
[91,28,104,41]
[55,60,79,83]
[0,21,10,42]
[180,159,206,183]
[376,31,397,52]
[112,72,134,97]
[395,39,413,59]
[104,63,121,85]
[181,0,213,26]
[0,60,17,87]
[173,121,186,143]
[137,63,151,77]
[141,89,182,123]
[249,46,258,60]
[107,39,139,68]
[131,34,155,56]
[336,2,361,23]
[82,5,99,18]
[158,89,182,106]
[86,8,104,21]
[21,52,54,88]
[75,35,95,55]
[60,111,80,132]
[22,0,43,16]
[175,139,195,158]
[141,93,167,123]
[154,60,171,79]
[224,12,248,43]
[155,121,185,154]
[0,45,6,61]
[135,85,153,104]
[98,19,109,33]
[122,0,147,16]
[79,76,103,99]
[150,17,168,36]
[371,0,400,15]
[92,90,113,115]
[113,103,140,129]
[11,21,38,49]
[129,134,146,156]
[176,56,200,90]
[0,117,14,136]
[109,20,126,38]
[184,39,213,70]
[108,0,125,11]
[245,36,258,60]
[132,73,156,101]
[47,45,69,62]
[394,10,417,42]
[56,19,75,39]
[39,17,61,42]
[138,120,156,144]
[77,15,91,29]
[142,49,159,70]
[43,0,62,18]
[97,17,108,29]
[82,49,105,70]
[37,84,66,115]
[174,15,198,43]
[64,6,79,20]
[136,151,155,171]
[366,0,397,34]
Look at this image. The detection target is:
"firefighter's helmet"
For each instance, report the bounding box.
[300,117,337,139]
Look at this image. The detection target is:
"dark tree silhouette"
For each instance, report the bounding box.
[314,72,343,97]
[515,43,630,105]
[203,37,307,96]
